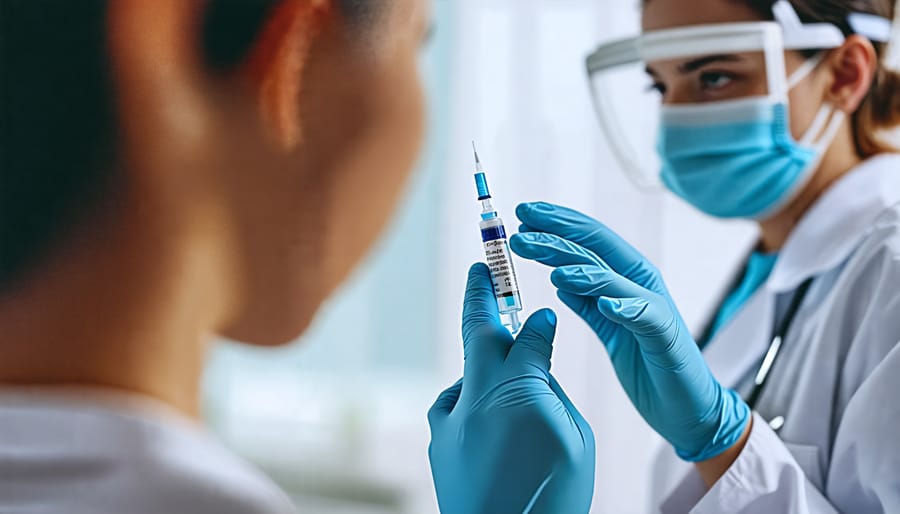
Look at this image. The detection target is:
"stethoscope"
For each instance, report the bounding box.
[745,277,815,433]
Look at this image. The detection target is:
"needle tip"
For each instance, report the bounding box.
[472,141,480,164]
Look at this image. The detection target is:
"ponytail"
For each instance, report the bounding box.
[852,4,900,157]
[853,61,900,156]
[741,0,900,156]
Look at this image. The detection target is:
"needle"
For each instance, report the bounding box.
[472,141,483,172]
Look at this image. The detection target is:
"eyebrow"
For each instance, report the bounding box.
[645,54,744,77]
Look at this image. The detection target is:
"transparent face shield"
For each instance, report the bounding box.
[584,0,892,190]
[588,24,793,188]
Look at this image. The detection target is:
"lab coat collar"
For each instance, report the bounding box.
[767,153,900,293]
[0,386,194,428]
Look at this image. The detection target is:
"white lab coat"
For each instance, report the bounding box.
[0,388,296,514]
[651,153,900,513]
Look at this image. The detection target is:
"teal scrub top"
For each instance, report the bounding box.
[708,251,779,341]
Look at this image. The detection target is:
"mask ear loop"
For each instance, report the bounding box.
[812,108,846,151]
[798,104,832,146]
[799,103,846,150]
[787,52,844,150]
[787,52,827,89]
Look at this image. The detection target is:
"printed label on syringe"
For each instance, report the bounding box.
[484,240,520,297]
[482,226,520,297]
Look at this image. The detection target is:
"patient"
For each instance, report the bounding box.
[0,1,427,512]
[0,1,594,512]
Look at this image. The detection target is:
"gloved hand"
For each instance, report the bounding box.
[509,202,749,462]
[428,263,595,514]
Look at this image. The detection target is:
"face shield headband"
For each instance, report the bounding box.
[585,0,894,193]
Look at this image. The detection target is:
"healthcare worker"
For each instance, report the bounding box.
[0,0,595,513]
[498,0,900,512]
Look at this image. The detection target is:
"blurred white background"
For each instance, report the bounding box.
[202,1,900,513]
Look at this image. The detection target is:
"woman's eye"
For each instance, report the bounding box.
[699,71,734,91]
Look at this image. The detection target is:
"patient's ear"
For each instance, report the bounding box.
[244,0,333,150]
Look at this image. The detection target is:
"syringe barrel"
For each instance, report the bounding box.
[479,217,524,324]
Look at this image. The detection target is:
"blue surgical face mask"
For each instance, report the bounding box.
[657,58,846,220]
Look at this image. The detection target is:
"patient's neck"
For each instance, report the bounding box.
[0,197,233,417]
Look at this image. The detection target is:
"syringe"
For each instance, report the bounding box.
[472,142,523,334]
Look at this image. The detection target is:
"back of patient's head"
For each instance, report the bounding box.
[0,0,380,293]
[1,0,427,346]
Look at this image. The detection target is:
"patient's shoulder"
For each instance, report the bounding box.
[0,392,296,514]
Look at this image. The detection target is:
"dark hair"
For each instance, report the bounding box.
[0,0,375,291]
[739,0,900,156]
[0,0,118,292]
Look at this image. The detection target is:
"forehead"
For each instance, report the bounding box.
[642,0,766,32]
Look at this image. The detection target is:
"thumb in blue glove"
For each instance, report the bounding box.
[428,263,595,514]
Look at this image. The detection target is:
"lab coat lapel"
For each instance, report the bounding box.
[768,154,900,293]
[702,287,774,389]
[702,154,900,388]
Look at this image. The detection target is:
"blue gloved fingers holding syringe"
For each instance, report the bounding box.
[428,263,595,514]
[510,202,751,465]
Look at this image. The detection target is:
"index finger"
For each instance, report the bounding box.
[516,202,665,292]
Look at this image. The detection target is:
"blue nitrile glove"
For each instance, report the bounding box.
[428,263,595,514]
[509,202,750,462]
